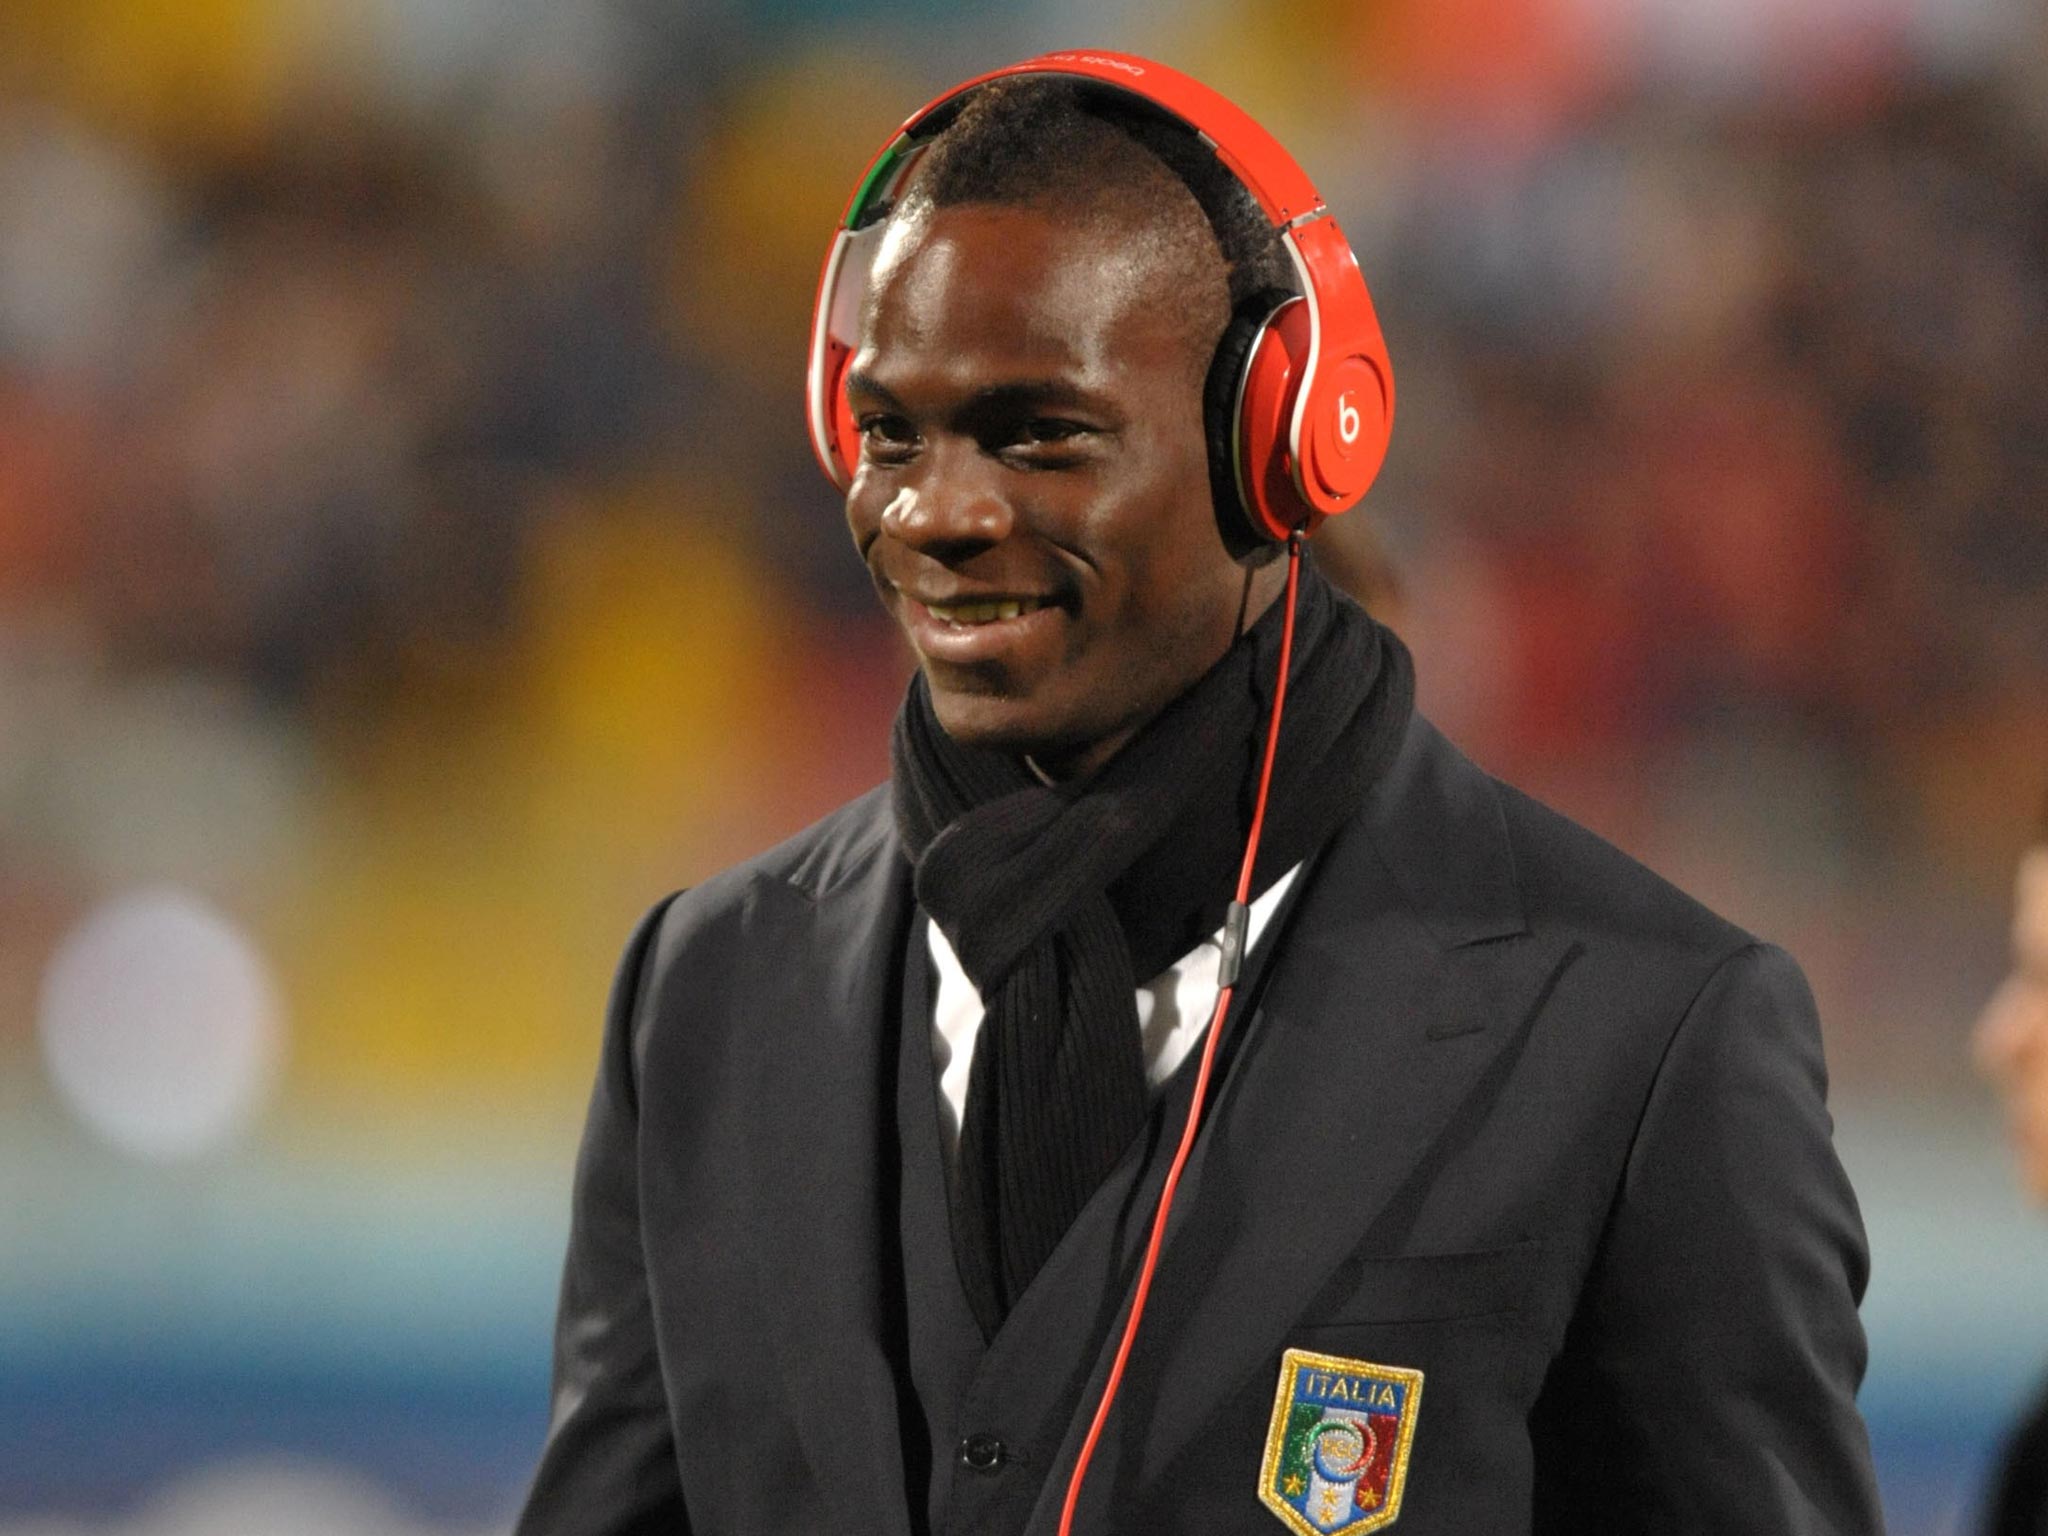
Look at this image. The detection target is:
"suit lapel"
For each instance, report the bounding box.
[1024,720,1583,1532]
[1120,881,1579,1481]
[738,810,918,1536]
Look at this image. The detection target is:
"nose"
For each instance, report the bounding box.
[879,443,1014,558]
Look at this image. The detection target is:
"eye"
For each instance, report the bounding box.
[858,413,918,464]
[1022,417,1084,443]
[1000,417,1096,464]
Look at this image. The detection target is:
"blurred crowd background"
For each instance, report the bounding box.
[2,0,2044,1531]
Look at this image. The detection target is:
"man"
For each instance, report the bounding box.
[1974,820,2048,1535]
[518,61,1883,1535]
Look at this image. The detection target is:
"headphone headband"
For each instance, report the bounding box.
[841,52,1323,229]
[805,50,1394,538]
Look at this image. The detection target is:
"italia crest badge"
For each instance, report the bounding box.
[1258,1349,1423,1534]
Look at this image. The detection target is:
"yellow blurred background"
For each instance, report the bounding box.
[1,1,2044,1531]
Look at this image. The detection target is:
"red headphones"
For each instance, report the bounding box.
[805,49,1396,544]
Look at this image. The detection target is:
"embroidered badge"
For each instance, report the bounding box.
[1258,1349,1423,1534]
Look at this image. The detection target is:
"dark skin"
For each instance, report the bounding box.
[845,200,1287,781]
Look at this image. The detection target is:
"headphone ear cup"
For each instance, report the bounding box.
[1203,290,1295,555]
[824,343,860,484]
[1206,290,1321,549]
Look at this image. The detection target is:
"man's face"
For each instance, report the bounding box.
[1976,845,2048,1202]
[844,201,1254,779]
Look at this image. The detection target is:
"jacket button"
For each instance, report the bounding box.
[957,1433,1007,1472]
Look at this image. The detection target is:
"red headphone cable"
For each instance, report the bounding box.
[1055,530,1305,1536]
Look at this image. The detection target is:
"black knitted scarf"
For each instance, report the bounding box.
[890,559,1414,1335]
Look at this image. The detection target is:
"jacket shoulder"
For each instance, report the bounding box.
[614,785,899,1066]
[1379,717,1752,967]
[1491,772,1752,961]
[663,783,897,925]
[618,784,897,1004]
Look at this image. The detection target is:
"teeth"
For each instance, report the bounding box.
[927,597,1044,624]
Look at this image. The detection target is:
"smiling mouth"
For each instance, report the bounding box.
[921,596,1053,625]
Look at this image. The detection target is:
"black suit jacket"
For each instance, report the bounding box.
[517,715,1884,1534]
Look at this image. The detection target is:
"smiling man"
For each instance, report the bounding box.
[516,60,1884,1536]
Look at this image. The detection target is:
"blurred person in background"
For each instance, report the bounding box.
[1975,802,2048,1536]
[515,55,1882,1536]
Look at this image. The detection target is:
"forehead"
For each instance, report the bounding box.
[857,202,1196,390]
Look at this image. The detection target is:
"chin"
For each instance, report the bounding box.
[929,694,1055,756]
[924,683,1088,764]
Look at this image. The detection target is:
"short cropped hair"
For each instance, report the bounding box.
[902,76,1295,312]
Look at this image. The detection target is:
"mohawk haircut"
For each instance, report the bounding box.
[899,76,1296,313]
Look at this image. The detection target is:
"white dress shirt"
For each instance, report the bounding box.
[925,864,1302,1155]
